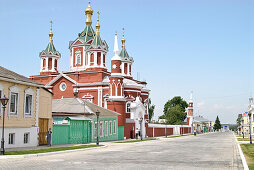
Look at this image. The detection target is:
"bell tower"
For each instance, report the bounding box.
[109,32,124,97]
[187,91,194,126]
[39,21,61,75]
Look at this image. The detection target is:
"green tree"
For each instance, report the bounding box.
[159,96,188,124]
[165,105,186,125]
[148,99,155,122]
[214,116,222,131]
[163,96,188,114]
[236,114,242,128]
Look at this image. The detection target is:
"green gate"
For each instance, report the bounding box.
[52,124,70,145]
[52,118,91,145]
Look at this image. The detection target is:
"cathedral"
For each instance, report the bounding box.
[30,1,150,139]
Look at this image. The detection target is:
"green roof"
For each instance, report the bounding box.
[40,41,60,56]
[119,48,130,59]
[78,25,95,43]
[90,34,103,48]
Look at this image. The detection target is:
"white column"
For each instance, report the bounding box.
[46,58,49,71]
[35,88,40,127]
[52,58,55,72]
[121,63,124,75]
[94,52,98,66]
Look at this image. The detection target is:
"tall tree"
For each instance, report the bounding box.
[163,96,188,114]
[214,116,222,131]
[165,105,186,125]
[236,114,242,127]
[159,96,188,124]
[148,99,155,122]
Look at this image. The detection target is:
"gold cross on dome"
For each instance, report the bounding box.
[50,20,53,31]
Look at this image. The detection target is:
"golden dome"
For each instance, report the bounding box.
[85,1,93,15]
[85,1,93,26]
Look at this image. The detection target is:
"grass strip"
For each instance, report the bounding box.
[241,144,254,170]
[115,138,158,143]
[238,138,253,141]
[165,134,190,138]
[4,144,102,155]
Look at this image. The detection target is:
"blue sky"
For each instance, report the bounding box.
[0,0,253,123]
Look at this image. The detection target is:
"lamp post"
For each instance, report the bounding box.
[249,97,253,144]
[0,95,9,155]
[96,110,100,145]
[139,117,143,140]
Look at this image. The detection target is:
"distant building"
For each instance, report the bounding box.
[193,115,212,133]
[0,66,52,148]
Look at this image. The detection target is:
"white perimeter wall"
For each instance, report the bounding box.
[0,127,38,148]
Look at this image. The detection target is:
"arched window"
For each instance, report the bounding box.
[75,52,81,66]
[126,102,131,113]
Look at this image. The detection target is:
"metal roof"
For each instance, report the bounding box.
[0,66,43,87]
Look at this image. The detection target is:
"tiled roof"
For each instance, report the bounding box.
[0,66,43,86]
[52,98,120,117]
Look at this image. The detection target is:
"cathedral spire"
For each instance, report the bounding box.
[121,27,125,49]
[96,11,100,35]
[113,31,119,56]
[85,0,93,26]
[49,20,53,43]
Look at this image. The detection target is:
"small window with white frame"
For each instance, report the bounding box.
[10,92,18,115]
[109,121,112,136]
[24,133,29,144]
[24,88,34,116]
[25,94,32,115]
[113,120,116,134]
[126,102,131,113]
[94,122,98,138]
[105,121,108,136]
[100,121,103,137]
[9,133,15,144]
[9,85,20,116]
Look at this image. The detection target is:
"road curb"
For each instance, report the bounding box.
[234,133,249,170]
[0,145,107,159]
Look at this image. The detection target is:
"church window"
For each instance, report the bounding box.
[126,102,131,113]
[59,82,67,91]
[97,52,101,65]
[48,58,52,70]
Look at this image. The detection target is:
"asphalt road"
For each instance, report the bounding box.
[0,132,243,170]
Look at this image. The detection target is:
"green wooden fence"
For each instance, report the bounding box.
[52,119,91,145]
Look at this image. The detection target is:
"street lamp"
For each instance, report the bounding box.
[248,97,253,144]
[0,95,9,155]
[96,109,100,145]
[139,117,143,140]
